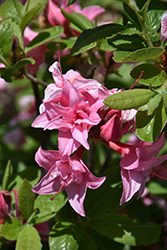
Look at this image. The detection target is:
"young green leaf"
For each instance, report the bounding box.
[2,160,13,191]
[1,218,23,241]
[16,225,42,250]
[0,0,23,19]
[61,9,94,31]
[25,26,64,53]
[130,63,167,87]
[89,214,161,246]
[162,87,167,109]
[19,3,43,33]
[104,89,155,110]
[67,0,77,6]
[18,179,35,220]
[113,47,165,62]
[24,0,48,12]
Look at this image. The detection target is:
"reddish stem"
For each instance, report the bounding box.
[129,71,145,90]
[51,181,66,200]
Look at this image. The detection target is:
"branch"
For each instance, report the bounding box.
[24,71,48,87]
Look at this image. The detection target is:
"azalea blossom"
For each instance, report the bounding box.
[32,62,109,155]
[107,133,167,205]
[161,10,167,40]
[32,146,106,216]
[47,0,105,37]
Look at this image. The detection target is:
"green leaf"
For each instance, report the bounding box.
[71,23,125,55]
[20,3,43,33]
[18,179,35,220]
[89,214,161,246]
[24,0,48,12]
[67,0,77,6]
[104,89,155,110]
[61,9,94,31]
[2,160,13,190]
[113,47,165,62]
[162,87,167,109]
[0,19,14,59]
[2,58,35,82]
[0,0,23,19]
[145,9,164,43]
[49,223,79,250]
[16,225,42,250]
[130,63,167,87]
[1,218,23,241]
[147,94,162,115]
[34,193,68,224]
[85,166,122,218]
[136,99,167,142]
[25,26,64,53]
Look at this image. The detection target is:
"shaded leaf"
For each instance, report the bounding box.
[67,0,77,6]
[104,89,155,110]
[46,37,76,51]
[2,58,35,82]
[89,214,161,246]
[16,225,42,250]
[147,94,162,115]
[1,218,23,241]
[18,179,35,220]
[79,232,97,250]
[130,63,167,86]
[71,23,125,55]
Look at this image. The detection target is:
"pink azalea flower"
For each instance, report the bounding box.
[32,146,106,216]
[32,62,109,155]
[100,108,137,141]
[0,191,12,220]
[161,11,167,40]
[47,0,105,37]
[107,133,167,205]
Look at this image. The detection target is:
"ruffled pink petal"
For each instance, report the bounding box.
[81,5,105,22]
[161,11,167,40]
[35,147,60,170]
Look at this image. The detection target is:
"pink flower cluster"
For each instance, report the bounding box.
[32,58,167,216]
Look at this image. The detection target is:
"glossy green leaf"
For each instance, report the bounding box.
[147,94,162,115]
[25,26,64,53]
[18,179,35,220]
[2,160,13,190]
[34,193,68,224]
[85,166,122,218]
[67,0,77,6]
[2,58,35,82]
[113,47,165,62]
[123,2,141,29]
[0,0,23,19]
[136,99,167,142]
[16,225,42,250]
[130,63,167,87]
[24,0,48,12]
[89,214,161,246]
[104,89,155,110]
[20,3,43,33]
[0,20,14,59]
[49,223,78,250]
[145,9,164,43]
[61,9,94,31]
[1,218,23,241]
[71,23,125,55]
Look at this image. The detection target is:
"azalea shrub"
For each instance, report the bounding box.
[1,0,167,249]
